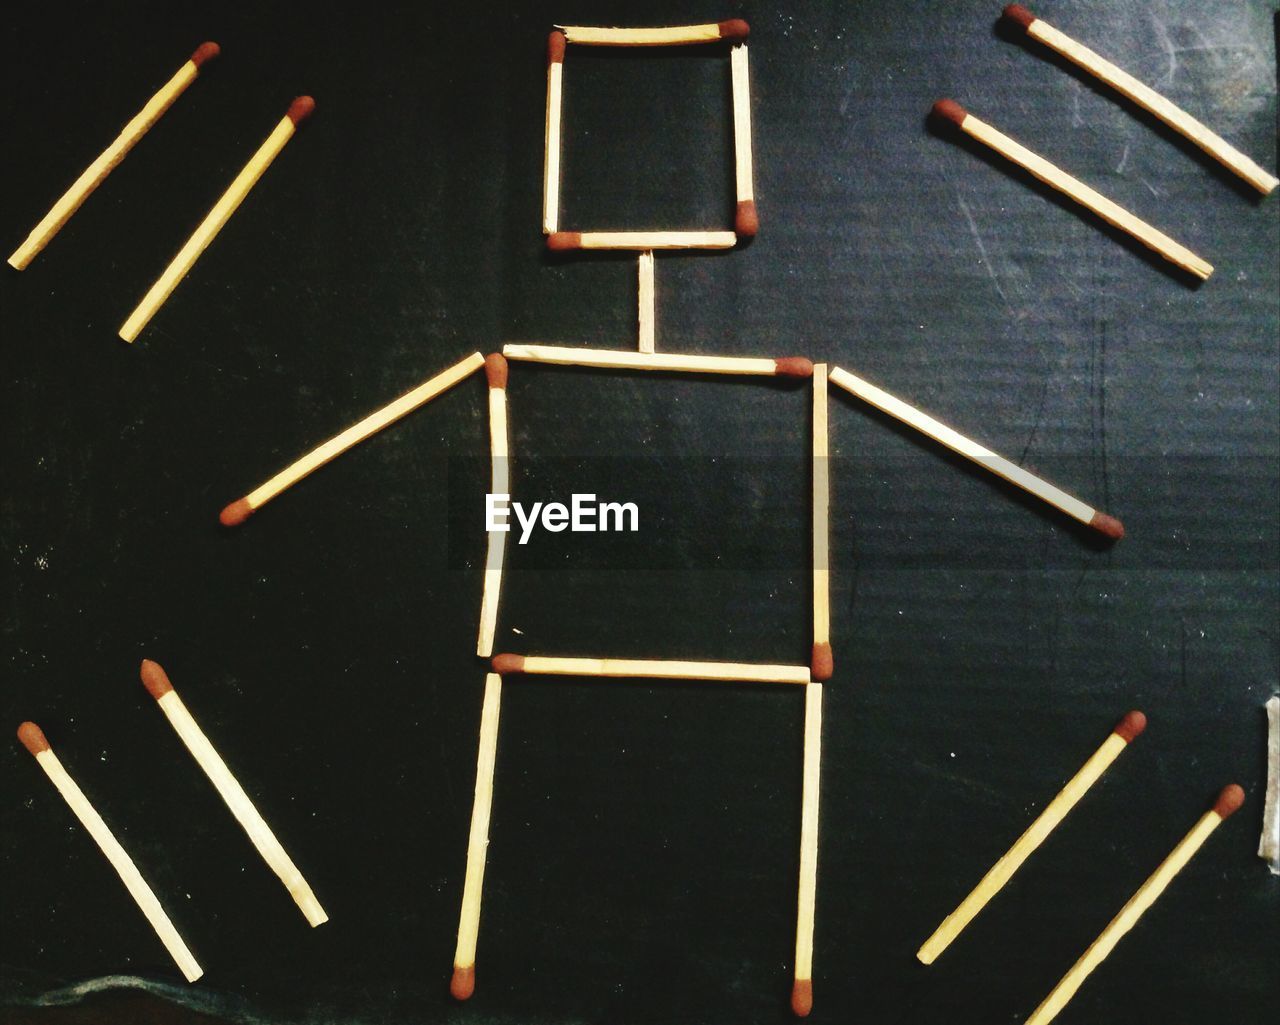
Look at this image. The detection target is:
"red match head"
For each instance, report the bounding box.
[931,98,968,129]
[1089,511,1125,541]
[485,353,508,389]
[287,96,316,126]
[140,659,175,699]
[810,642,833,682]
[791,978,813,1017]
[718,19,750,41]
[191,41,221,68]
[548,30,566,65]
[735,199,759,237]
[1002,4,1037,31]
[546,231,582,252]
[1213,783,1244,819]
[17,721,50,756]
[450,965,475,1000]
[1113,710,1146,743]
[774,357,815,378]
[491,653,526,675]
[219,498,253,527]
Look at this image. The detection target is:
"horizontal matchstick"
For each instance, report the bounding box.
[17,722,203,982]
[9,42,220,271]
[931,98,1213,280]
[827,365,1123,539]
[220,351,485,526]
[556,21,749,47]
[492,654,811,685]
[503,344,812,379]
[1003,5,1278,195]
[548,231,737,251]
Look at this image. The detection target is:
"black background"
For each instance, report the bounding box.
[1,2,1277,1023]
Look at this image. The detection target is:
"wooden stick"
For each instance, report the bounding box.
[8,43,220,271]
[492,654,811,685]
[17,722,203,982]
[638,251,656,353]
[220,351,485,526]
[931,99,1213,280]
[140,661,327,927]
[548,230,736,251]
[811,365,832,682]
[477,356,509,658]
[119,96,316,342]
[543,32,565,234]
[917,711,1146,965]
[827,365,1123,540]
[1003,5,1278,195]
[557,21,749,47]
[730,43,758,237]
[503,344,813,379]
[791,682,823,1017]
[1024,784,1245,1025]
[1262,696,1280,874]
[450,673,503,1001]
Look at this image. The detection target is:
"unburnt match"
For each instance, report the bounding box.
[119,96,316,342]
[556,20,749,47]
[731,43,758,236]
[931,98,1213,280]
[811,365,832,681]
[220,351,485,526]
[917,711,1146,965]
[827,366,1123,539]
[1003,4,1278,195]
[9,43,220,271]
[792,682,823,1017]
[1024,784,1245,1025]
[543,31,565,234]
[492,654,811,685]
[140,660,327,927]
[17,722,203,982]
[548,231,737,251]
[503,344,812,379]
[477,356,510,658]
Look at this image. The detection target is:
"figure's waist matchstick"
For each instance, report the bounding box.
[547,230,738,251]
[503,344,812,379]
[492,654,811,685]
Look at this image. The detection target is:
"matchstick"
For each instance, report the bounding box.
[503,344,812,379]
[931,99,1213,280]
[140,660,327,927]
[8,43,220,271]
[792,682,823,1017]
[811,365,832,681]
[476,356,509,658]
[548,230,737,251]
[1261,696,1279,875]
[451,673,503,1000]
[917,711,1146,965]
[730,43,758,237]
[827,365,1123,540]
[119,96,316,342]
[638,251,656,353]
[220,351,485,526]
[492,654,811,685]
[17,722,203,982]
[1024,784,1245,1025]
[1003,5,1278,195]
[543,32,565,234]
[556,21,749,47]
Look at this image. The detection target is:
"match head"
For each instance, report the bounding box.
[735,199,759,237]
[930,98,968,129]
[450,964,475,1001]
[1002,4,1037,31]
[491,653,526,675]
[718,19,751,41]
[790,978,813,1017]
[774,357,815,378]
[485,353,508,389]
[810,642,833,682]
[219,498,254,527]
[1089,511,1125,541]
[1113,710,1147,743]
[17,721,50,756]
[191,41,221,68]
[1213,783,1245,819]
[287,96,316,126]
[546,231,582,252]
[548,30,566,64]
[140,659,175,700]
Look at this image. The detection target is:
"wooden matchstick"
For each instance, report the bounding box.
[119,96,316,342]
[8,43,220,271]
[792,682,823,1017]
[503,344,812,379]
[140,660,327,927]
[917,711,1146,965]
[730,43,758,237]
[476,356,509,658]
[1023,784,1245,1025]
[931,98,1213,280]
[638,251,656,353]
[543,32,565,234]
[219,351,485,526]
[547,230,737,251]
[17,722,203,982]
[1003,5,1278,195]
[556,21,749,47]
[451,673,503,1001]
[827,365,1123,540]
[811,365,832,682]
[492,654,811,685]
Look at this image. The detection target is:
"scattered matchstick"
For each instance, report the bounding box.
[547,230,737,251]
[1002,5,1278,195]
[17,722,203,982]
[1261,696,1279,875]
[8,43,220,271]
[827,365,1123,539]
[638,251,656,353]
[219,351,485,526]
[119,96,316,342]
[543,31,565,234]
[476,356,510,658]
[503,344,812,379]
[731,43,758,236]
[1023,784,1245,1025]
[792,682,823,1017]
[811,365,832,681]
[451,672,503,1000]
[140,660,327,927]
[555,21,749,47]
[492,654,811,685]
[931,98,1213,280]
[917,711,1146,964]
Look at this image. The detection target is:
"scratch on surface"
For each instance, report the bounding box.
[1151,17,1179,87]
[956,195,1009,309]
[1115,144,1130,174]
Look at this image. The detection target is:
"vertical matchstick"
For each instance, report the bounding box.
[140,660,328,927]
[477,356,510,658]
[17,722,203,982]
[917,711,1146,964]
[8,43,220,270]
[792,682,823,1017]
[811,365,832,681]
[452,673,503,1000]
[730,43,757,236]
[638,251,656,352]
[1024,785,1245,1025]
[119,96,316,342]
[543,31,566,234]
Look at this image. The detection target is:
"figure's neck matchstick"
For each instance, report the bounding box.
[8,43,220,271]
[476,356,509,658]
[811,365,832,681]
[503,344,812,380]
[638,251,656,353]
[731,42,758,237]
[791,682,823,1017]
[492,654,811,685]
[543,31,565,234]
[17,722,204,982]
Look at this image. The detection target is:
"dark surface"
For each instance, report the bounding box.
[1,2,1277,1023]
